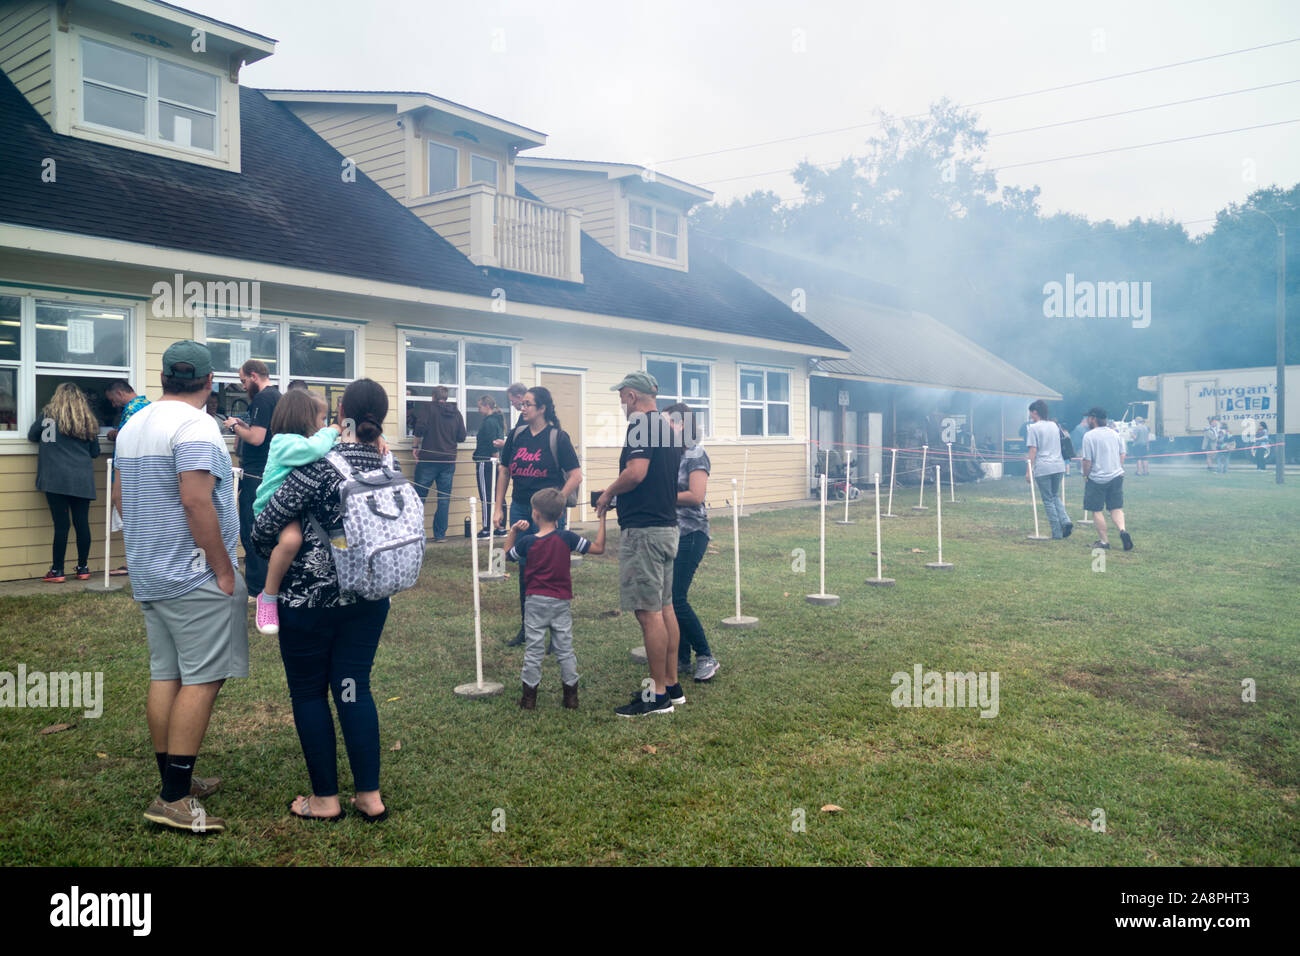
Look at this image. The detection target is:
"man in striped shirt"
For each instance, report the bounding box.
[112,341,248,835]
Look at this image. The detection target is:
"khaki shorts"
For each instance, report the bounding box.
[619,525,679,612]
[141,575,250,685]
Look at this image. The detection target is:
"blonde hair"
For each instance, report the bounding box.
[42,383,99,441]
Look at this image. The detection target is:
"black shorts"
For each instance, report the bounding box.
[1083,475,1123,512]
[1131,443,1148,460]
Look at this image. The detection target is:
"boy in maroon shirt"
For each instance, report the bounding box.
[504,487,605,710]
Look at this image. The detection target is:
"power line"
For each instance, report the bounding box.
[659,36,1300,166]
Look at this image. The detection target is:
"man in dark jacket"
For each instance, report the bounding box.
[412,386,466,541]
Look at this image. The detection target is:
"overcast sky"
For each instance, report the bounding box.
[203,0,1300,235]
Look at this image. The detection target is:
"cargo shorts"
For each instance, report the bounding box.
[618,525,679,612]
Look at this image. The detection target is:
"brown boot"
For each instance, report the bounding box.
[520,682,538,710]
[562,681,578,709]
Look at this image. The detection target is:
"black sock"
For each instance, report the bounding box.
[160,754,196,802]
[155,752,168,783]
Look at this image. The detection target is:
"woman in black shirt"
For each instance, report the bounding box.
[28,383,101,582]
[473,395,506,537]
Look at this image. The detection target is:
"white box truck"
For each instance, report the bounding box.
[1133,365,1296,457]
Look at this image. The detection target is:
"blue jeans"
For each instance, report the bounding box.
[414,460,455,540]
[238,474,268,595]
[510,497,566,632]
[674,529,712,667]
[278,597,390,796]
[1034,472,1070,538]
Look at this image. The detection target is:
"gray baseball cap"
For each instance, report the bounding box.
[611,370,658,394]
[162,340,213,379]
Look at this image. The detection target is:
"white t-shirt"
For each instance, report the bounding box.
[115,399,240,601]
[1025,420,1065,476]
[1082,426,1125,484]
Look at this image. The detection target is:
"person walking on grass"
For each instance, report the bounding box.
[28,383,100,582]
[411,385,465,542]
[1202,417,1219,472]
[1130,417,1151,476]
[1025,399,1072,540]
[596,371,685,717]
[504,487,605,710]
[473,395,507,537]
[494,386,582,647]
[251,378,398,824]
[1081,406,1134,552]
[113,341,247,834]
[664,403,719,682]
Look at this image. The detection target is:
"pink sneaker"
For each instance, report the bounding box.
[255,592,280,635]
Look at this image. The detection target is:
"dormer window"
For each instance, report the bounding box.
[80,37,218,154]
[470,154,498,187]
[629,201,679,260]
[428,140,458,194]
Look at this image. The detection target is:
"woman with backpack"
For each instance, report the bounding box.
[492,385,583,647]
[27,383,101,582]
[251,378,402,823]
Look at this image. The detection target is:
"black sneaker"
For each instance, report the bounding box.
[666,683,686,705]
[476,529,492,538]
[614,694,674,717]
[1091,540,1110,550]
[505,629,525,647]
[1061,522,1073,539]
[1120,531,1134,551]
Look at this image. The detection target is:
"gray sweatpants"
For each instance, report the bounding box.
[523,594,578,688]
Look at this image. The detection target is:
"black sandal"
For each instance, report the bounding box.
[350,797,388,823]
[287,796,345,822]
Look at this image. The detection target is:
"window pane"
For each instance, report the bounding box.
[466,388,509,437]
[290,326,354,380]
[83,40,147,93]
[0,367,16,431]
[0,295,20,363]
[646,359,678,396]
[35,302,129,366]
[768,403,790,436]
[657,211,678,235]
[429,142,458,193]
[158,60,217,111]
[470,155,498,186]
[766,371,790,403]
[680,364,708,400]
[36,374,118,429]
[740,407,764,436]
[687,403,710,438]
[740,370,764,403]
[406,335,458,386]
[655,234,677,259]
[159,102,215,151]
[206,317,279,374]
[465,342,510,387]
[629,226,651,253]
[84,84,146,134]
[630,203,653,228]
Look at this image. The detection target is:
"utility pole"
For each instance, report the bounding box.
[1250,207,1287,485]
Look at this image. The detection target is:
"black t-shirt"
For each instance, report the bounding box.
[500,423,579,506]
[239,385,280,475]
[616,412,682,529]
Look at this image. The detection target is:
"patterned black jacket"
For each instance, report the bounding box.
[251,442,391,609]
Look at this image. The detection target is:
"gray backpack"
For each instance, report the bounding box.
[307,450,426,601]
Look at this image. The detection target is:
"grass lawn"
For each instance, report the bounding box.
[1,468,1296,865]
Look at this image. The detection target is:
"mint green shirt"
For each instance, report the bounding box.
[252,426,339,515]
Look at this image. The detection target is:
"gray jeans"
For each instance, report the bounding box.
[1034,471,1071,538]
[523,594,578,687]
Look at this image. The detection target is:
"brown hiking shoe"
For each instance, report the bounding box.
[562,681,578,709]
[143,795,225,833]
[520,681,538,710]
[190,775,221,799]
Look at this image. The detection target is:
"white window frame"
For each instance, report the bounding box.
[398,329,516,441]
[0,289,138,443]
[738,365,792,438]
[469,153,499,188]
[78,35,219,156]
[627,199,682,263]
[642,354,713,439]
[427,139,460,195]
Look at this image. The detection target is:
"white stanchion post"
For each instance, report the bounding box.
[86,456,124,593]
[807,472,839,606]
[721,477,758,628]
[913,445,930,511]
[479,457,505,581]
[866,471,895,587]
[947,442,959,503]
[883,447,898,518]
[1026,457,1049,541]
[836,447,855,524]
[925,466,954,570]
[738,447,751,517]
[455,497,504,698]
